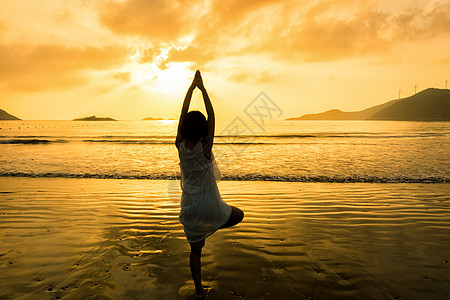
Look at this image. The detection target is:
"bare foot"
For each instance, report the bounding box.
[194,286,210,299]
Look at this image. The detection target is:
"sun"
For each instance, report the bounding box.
[152,63,193,94]
[125,48,193,95]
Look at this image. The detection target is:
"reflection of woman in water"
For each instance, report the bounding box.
[176,70,244,299]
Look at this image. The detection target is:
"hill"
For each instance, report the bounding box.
[369,88,450,121]
[73,115,117,121]
[286,98,400,120]
[286,88,449,121]
[0,109,21,120]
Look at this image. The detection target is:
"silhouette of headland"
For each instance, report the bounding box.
[0,109,21,120]
[287,88,450,121]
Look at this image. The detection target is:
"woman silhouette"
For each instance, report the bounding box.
[176,70,244,299]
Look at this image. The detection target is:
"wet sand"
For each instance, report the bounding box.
[0,177,449,299]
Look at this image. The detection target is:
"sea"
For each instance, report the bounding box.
[0,120,449,183]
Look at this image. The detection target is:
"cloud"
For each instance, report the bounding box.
[256,70,279,83]
[427,2,450,34]
[0,43,130,91]
[228,72,249,83]
[138,46,162,63]
[98,0,450,66]
[99,0,195,41]
[164,45,217,69]
[228,70,279,84]
[238,0,450,61]
[112,71,131,82]
[392,2,450,40]
[436,53,450,64]
[3,0,446,95]
[52,7,72,24]
[270,2,393,61]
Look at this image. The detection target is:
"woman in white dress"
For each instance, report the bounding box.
[176,70,244,299]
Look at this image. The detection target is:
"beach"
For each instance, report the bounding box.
[1,177,449,299]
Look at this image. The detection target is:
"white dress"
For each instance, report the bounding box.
[178,141,231,243]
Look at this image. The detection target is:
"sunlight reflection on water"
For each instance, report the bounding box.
[0,120,449,182]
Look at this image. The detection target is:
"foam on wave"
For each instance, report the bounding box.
[0,172,447,183]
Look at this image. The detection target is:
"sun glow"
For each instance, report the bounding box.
[154,63,192,93]
[124,48,192,95]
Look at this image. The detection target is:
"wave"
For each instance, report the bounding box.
[216,133,447,139]
[1,132,446,140]
[0,171,448,183]
[83,139,269,145]
[1,132,445,145]
[91,132,445,139]
[0,139,67,144]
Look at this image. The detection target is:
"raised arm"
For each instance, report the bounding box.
[195,71,215,156]
[175,78,196,147]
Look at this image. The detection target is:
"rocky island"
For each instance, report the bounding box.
[142,117,164,120]
[73,115,117,121]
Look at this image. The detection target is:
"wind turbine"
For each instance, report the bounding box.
[414,83,418,94]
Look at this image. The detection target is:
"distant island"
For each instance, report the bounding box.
[0,109,21,120]
[286,88,450,121]
[142,117,176,120]
[73,115,117,121]
[142,117,164,120]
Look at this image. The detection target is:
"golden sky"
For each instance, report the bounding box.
[0,0,449,120]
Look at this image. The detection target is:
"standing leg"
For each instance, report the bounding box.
[189,239,205,298]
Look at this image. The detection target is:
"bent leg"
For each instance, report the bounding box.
[219,206,244,229]
[189,239,205,298]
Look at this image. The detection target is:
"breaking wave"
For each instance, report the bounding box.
[0,171,448,183]
[1,131,445,145]
[0,139,67,144]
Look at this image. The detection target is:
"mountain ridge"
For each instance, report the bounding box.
[286,88,450,121]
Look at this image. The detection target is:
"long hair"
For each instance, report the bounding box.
[180,111,208,141]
